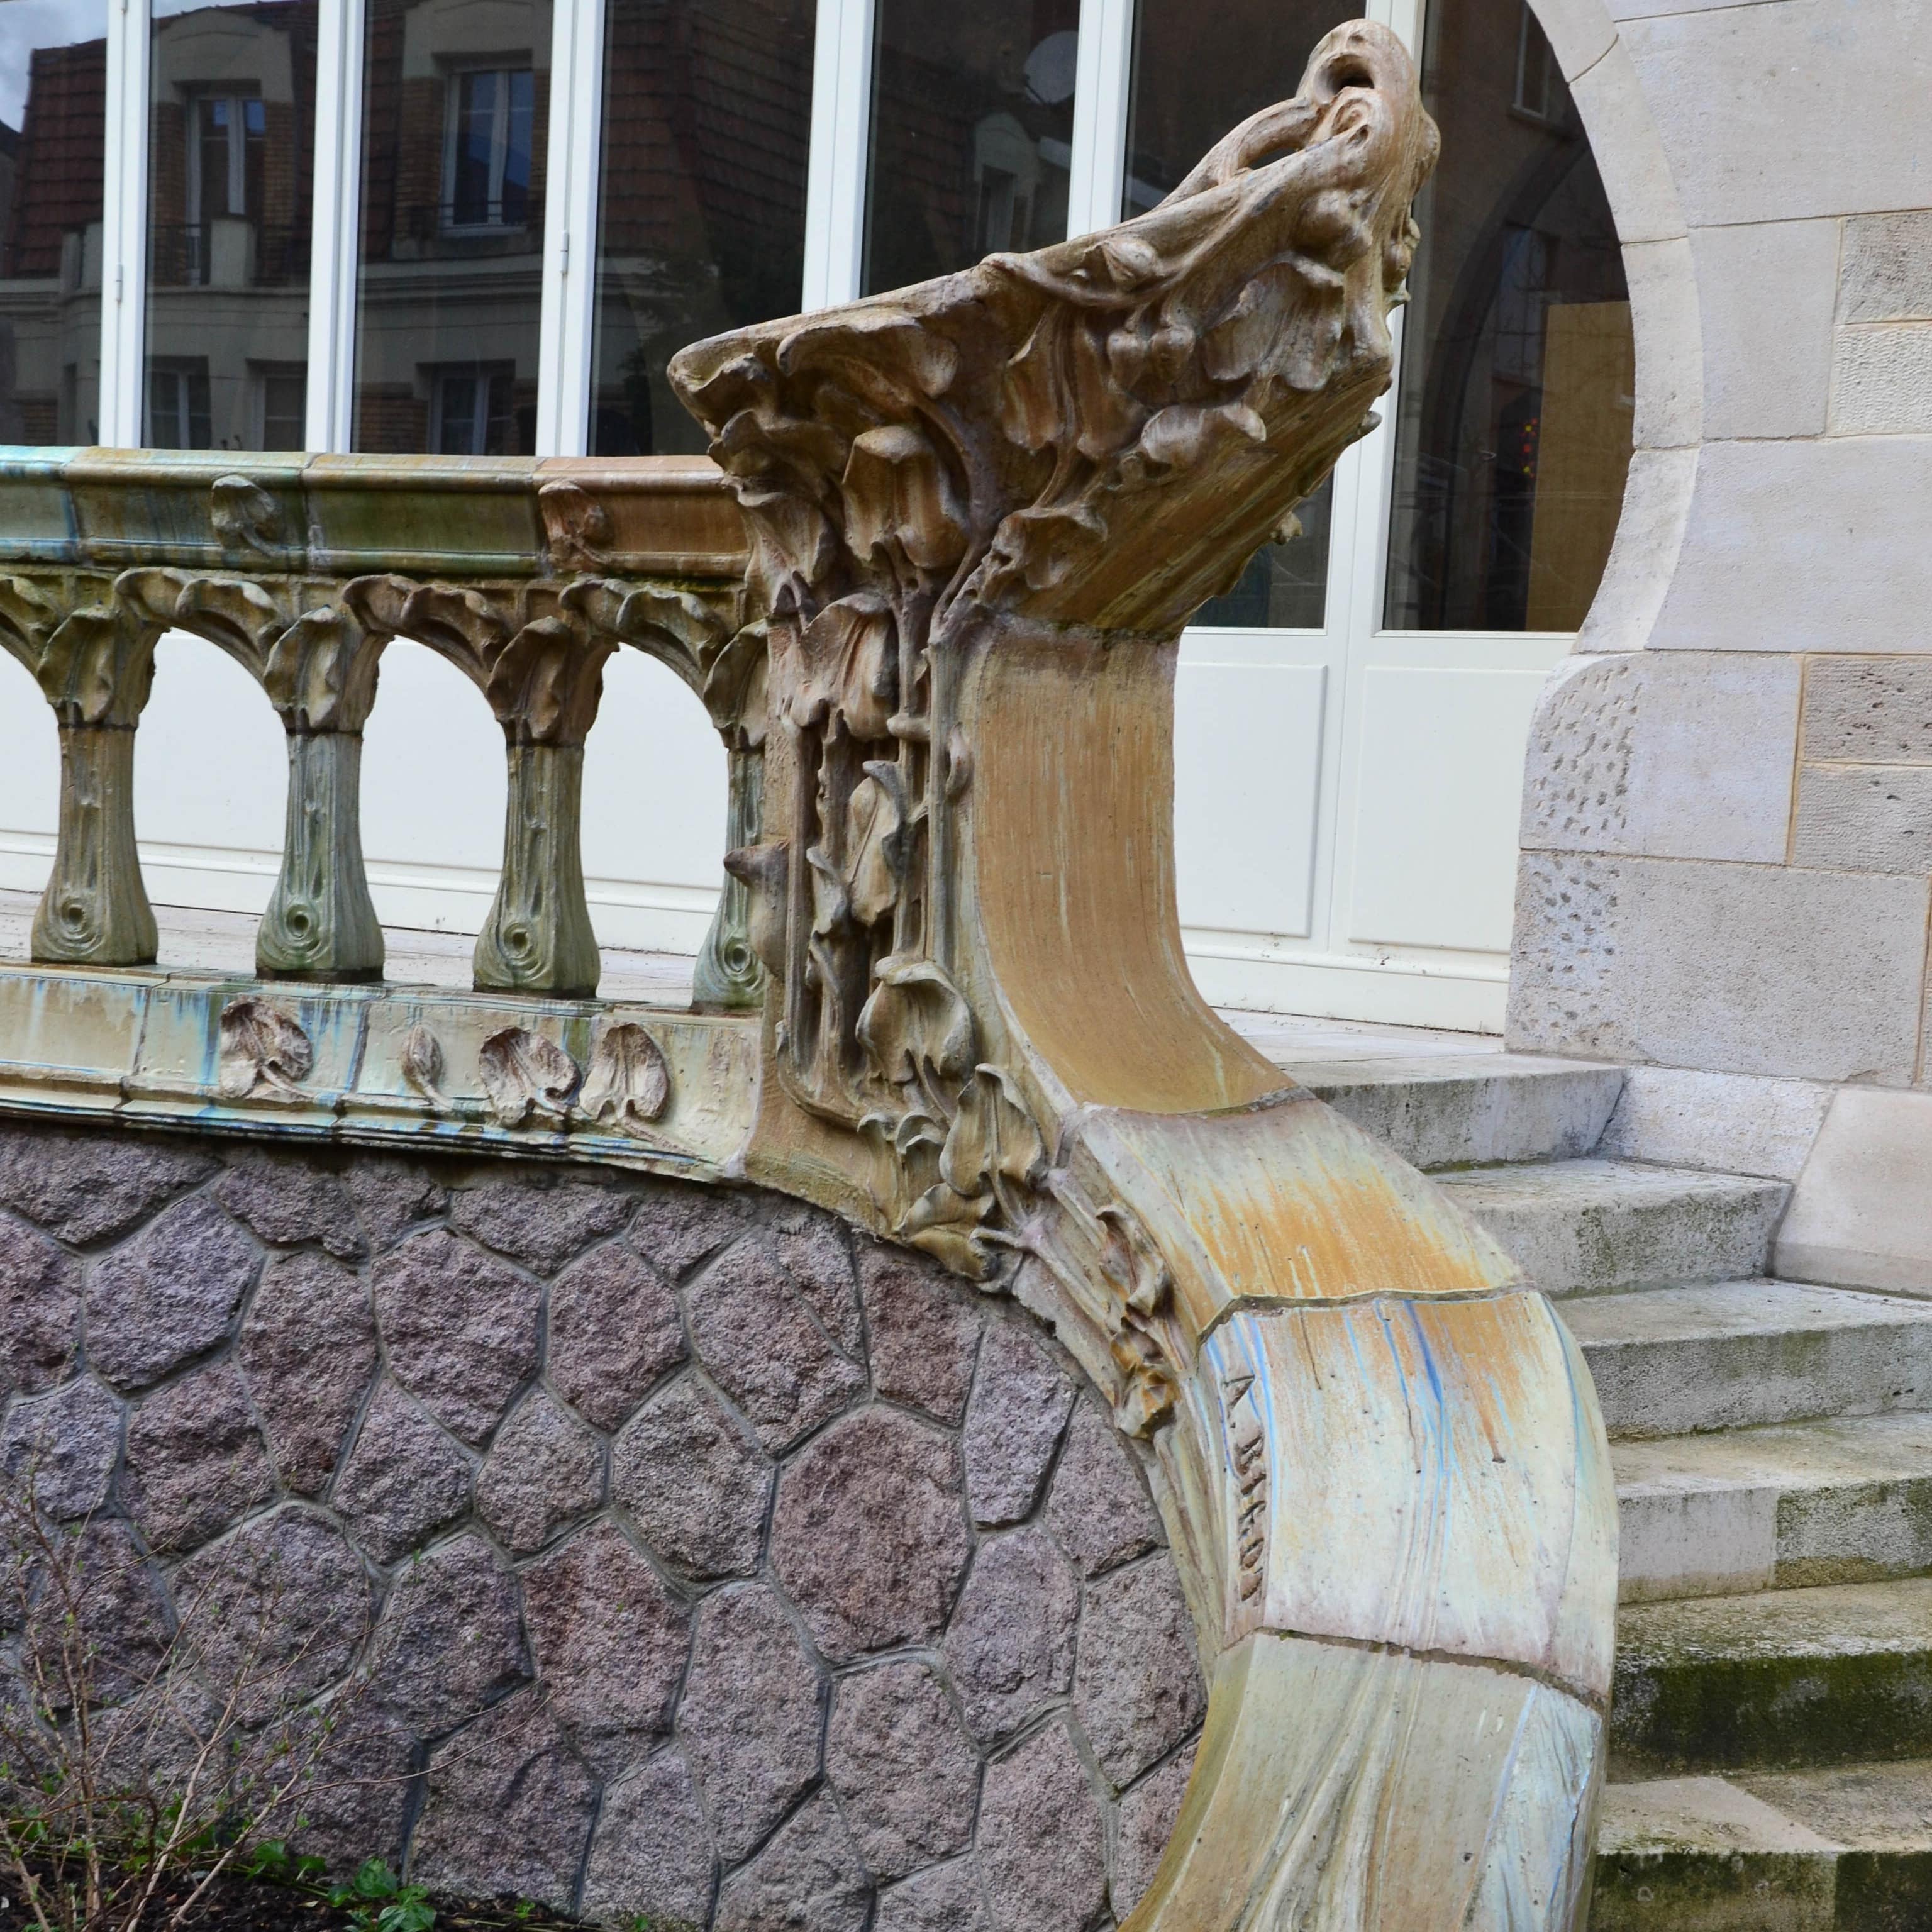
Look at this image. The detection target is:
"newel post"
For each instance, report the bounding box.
[671,23,1618,1930]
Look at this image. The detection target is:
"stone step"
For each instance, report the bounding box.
[1616,1413,1932,1604]
[1593,1761,1932,1930]
[1287,1052,1624,1170]
[1433,1159,1789,1296]
[1563,1280,1932,1440]
[1611,1578,1932,1777]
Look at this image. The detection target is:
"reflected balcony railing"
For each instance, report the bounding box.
[149,220,310,290]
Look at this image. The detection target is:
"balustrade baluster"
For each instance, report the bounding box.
[116,572,389,982]
[344,577,611,999]
[692,741,766,1009]
[0,576,160,967]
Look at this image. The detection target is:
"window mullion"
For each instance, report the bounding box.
[1065,0,1133,238]
[536,0,604,457]
[802,0,875,308]
[1351,0,1420,636]
[100,0,150,447]
[492,77,510,218]
[306,0,364,452]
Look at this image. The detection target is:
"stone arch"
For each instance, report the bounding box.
[1519,0,1702,653]
[579,647,728,957]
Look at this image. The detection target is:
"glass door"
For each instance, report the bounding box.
[1155,0,1633,1028]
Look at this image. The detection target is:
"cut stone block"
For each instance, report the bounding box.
[1615,1412,1932,1602]
[1509,851,1930,1083]
[1792,763,1932,874]
[1777,1087,1932,1296]
[1597,1067,1831,1183]
[1802,655,1932,764]
[1611,1577,1932,1775]
[1433,1160,1787,1296]
[1650,435,1932,658]
[1592,1774,1840,1931]
[1740,1756,1932,1858]
[1692,218,1840,440]
[1594,1761,1932,1930]
[1518,651,1801,865]
[1829,323,1932,435]
[1841,211,1932,324]
[1563,1280,1932,1438]
[1293,1055,1623,1170]
[1623,0,1924,228]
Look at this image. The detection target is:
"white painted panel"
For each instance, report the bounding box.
[0,653,59,897]
[133,634,286,914]
[1175,657,1326,940]
[580,652,724,892]
[1345,664,1548,953]
[360,641,506,881]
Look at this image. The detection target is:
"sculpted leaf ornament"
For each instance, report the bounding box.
[217,999,313,1101]
[401,1025,448,1109]
[577,1023,674,1138]
[478,1028,580,1129]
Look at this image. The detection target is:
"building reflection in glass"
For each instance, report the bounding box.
[588,0,816,457]
[1123,0,1353,630]
[0,0,109,445]
[1384,0,1632,631]
[862,0,1078,297]
[352,0,550,454]
[145,0,316,450]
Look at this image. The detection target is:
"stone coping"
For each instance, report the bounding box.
[0,963,755,1179]
[0,447,748,580]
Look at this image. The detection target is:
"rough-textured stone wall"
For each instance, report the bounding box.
[0,1118,1205,1930]
[1499,0,1932,1270]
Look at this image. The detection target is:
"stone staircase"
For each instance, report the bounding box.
[1234,1021,1932,1932]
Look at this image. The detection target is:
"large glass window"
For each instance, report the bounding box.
[146,0,316,451]
[1384,0,1631,631]
[861,0,1078,297]
[1123,0,1353,628]
[587,0,816,457]
[352,0,550,454]
[0,1,109,444]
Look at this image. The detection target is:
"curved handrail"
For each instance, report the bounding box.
[671,22,1616,1927]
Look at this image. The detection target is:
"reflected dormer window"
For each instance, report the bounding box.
[443,67,535,230]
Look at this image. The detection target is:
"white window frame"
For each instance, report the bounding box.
[99,0,150,446]
[84,0,1599,1025]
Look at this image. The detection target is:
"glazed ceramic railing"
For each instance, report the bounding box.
[0,23,1613,1930]
[0,445,760,1006]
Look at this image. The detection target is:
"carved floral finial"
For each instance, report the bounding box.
[672,20,1435,636]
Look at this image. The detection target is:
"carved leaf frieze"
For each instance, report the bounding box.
[217,997,314,1101]
[577,1022,672,1138]
[478,1027,580,1128]
[116,568,384,733]
[401,1024,448,1109]
[0,575,158,726]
